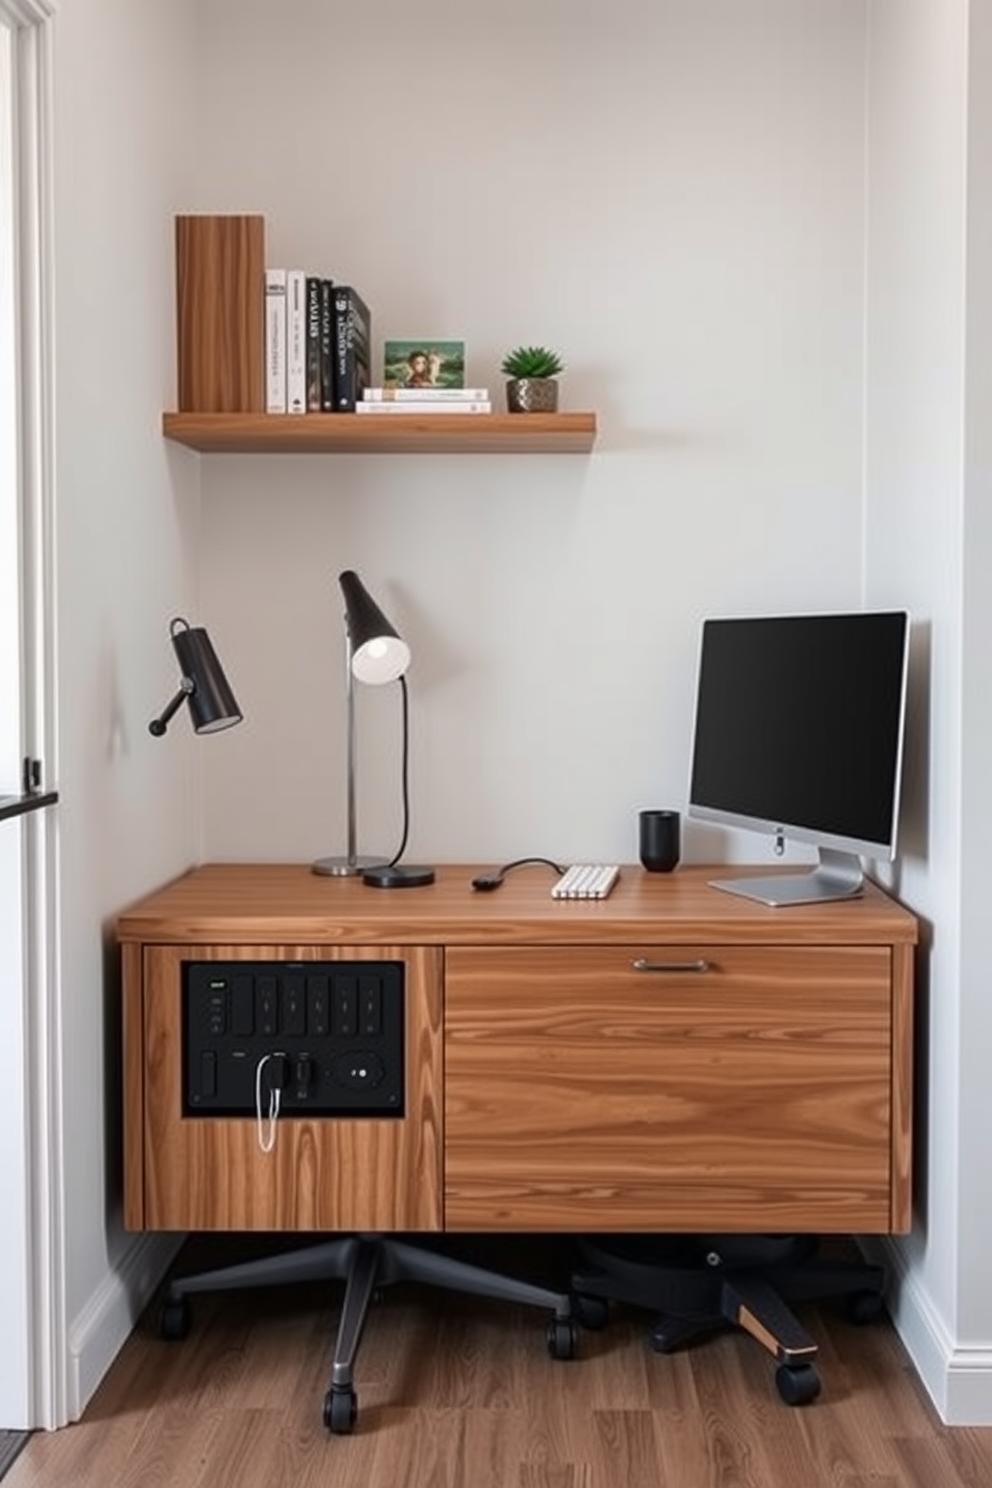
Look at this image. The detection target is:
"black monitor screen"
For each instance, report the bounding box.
[688,611,909,859]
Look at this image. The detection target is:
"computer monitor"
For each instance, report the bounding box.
[687,610,910,906]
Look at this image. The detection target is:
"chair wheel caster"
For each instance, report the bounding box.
[546,1317,578,1360]
[648,1315,704,1354]
[324,1386,358,1434]
[159,1297,191,1341]
[649,1320,681,1354]
[573,1294,609,1330]
[775,1363,821,1406]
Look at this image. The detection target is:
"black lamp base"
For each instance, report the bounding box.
[362,864,436,889]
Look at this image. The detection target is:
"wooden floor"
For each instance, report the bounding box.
[7,1239,992,1488]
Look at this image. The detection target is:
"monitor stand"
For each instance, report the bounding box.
[708,848,864,908]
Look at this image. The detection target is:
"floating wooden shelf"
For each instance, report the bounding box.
[162,410,597,455]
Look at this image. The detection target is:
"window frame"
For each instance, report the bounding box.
[0,0,63,1432]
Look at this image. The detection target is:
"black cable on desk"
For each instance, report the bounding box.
[471,857,564,891]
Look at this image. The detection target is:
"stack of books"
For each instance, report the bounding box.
[356,387,492,415]
[266,271,371,414]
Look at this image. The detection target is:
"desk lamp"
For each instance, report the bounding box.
[148,618,243,737]
[313,570,434,887]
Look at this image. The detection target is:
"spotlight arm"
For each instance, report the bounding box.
[148,677,195,737]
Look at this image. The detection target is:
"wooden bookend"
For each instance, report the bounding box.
[175,214,265,412]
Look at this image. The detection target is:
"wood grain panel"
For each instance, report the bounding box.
[115,862,920,950]
[161,410,597,454]
[116,865,916,1244]
[445,945,894,1233]
[889,940,915,1230]
[138,943,442,1232]
[175,214,264,413]
[120,941,145,1232]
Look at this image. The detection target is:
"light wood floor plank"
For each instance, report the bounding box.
[7,1254,992,1488]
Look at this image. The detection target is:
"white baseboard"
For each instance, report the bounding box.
[866,1236,992,1425]
[66,1233,182,1421]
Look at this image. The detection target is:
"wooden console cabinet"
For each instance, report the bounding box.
[116,863,916,1237]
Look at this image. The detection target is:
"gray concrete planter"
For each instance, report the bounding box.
[505,377,559,413]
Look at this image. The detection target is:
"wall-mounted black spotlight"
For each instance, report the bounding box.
[148,618,243,738]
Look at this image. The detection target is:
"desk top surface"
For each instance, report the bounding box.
[115,862,918,948]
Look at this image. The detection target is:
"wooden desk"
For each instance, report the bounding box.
[116,863,917,1238]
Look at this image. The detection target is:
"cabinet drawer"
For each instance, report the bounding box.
[445,945,894,1233]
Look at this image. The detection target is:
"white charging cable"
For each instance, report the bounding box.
[255,1053,283,1153]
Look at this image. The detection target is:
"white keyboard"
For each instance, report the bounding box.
[551,864,620,900]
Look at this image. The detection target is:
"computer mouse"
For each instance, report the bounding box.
[471,874,503,891]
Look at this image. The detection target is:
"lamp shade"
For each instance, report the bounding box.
[339,569,411,684]
[170,621,242,733]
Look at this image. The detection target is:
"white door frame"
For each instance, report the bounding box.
[0,0,64,1431]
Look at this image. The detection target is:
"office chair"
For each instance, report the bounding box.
[160,1233,579,1433]
[570,1233,886,1404]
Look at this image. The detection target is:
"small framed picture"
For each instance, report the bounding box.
[383,339,466,389]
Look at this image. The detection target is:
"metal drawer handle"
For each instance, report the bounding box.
[632,958,712,974]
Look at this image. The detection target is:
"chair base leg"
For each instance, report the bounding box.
[571,1234,885,1404]
[163,1234,577,1432]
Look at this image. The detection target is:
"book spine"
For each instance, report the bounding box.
[319,279,335,411]
[305,276,323,412]
[364,386,489,402]
[286,269,307,415]
[354,400,492,414]
[264,268,287,414]
[333,285,372,412]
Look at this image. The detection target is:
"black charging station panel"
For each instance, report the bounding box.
[182,960,404,1117]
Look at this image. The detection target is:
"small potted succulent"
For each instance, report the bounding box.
[500,345,564,413]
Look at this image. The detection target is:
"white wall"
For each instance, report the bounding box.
[0,17,29,1425]
[191,0,870,874]
[864,0,992,1424]
[959,0,992,1362]
[39,0,992,1426]
[188,0,992,1426]
[50,0,200,1416]
[863,0,968,1365]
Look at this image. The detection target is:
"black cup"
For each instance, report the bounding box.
[639,809,680,872]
